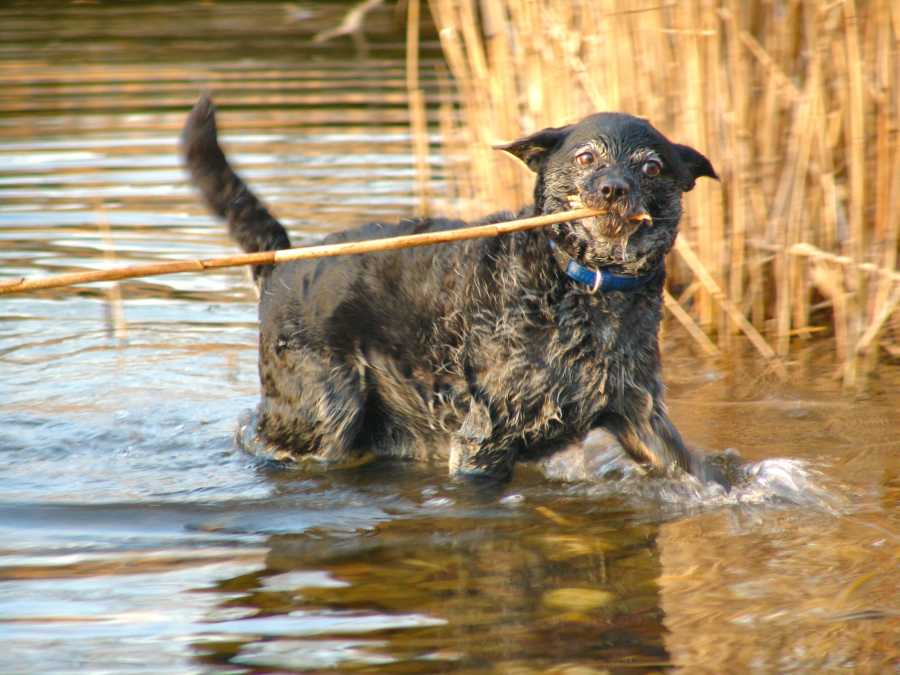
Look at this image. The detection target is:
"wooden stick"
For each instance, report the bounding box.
[662,289,722,357]
[674,236,787,376]
[0,207,602,295]
[97,203,128,341]
[405,0,430,217]
[750,240,900,283]
[855,284,900,356]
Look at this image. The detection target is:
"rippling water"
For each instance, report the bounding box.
[1,2,898,673]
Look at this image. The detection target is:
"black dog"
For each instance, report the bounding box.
[182,95,724,484]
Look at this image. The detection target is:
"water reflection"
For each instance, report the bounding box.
[659,507,899,671]
[192,467,671,673]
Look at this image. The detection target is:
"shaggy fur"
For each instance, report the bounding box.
[182,95,723,484]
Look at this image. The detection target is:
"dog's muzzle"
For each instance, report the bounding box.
[566,194,652,238]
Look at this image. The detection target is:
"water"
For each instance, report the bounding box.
[1,2,898,673]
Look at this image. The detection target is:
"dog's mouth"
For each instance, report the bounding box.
[565,195,652,239]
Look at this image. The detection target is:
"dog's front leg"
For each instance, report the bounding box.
[448,399,491,475]
[448,400,514,481]
[605,408,735,489]
[611,409,693,473]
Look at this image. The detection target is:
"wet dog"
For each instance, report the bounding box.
[182,95,723,484]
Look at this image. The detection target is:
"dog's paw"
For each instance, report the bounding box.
[695,447,744,491]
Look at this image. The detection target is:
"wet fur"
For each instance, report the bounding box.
[181,96,721,483]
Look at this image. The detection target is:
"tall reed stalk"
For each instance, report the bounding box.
[420,0,899,385]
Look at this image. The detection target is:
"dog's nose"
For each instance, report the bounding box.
[599,176,629,202]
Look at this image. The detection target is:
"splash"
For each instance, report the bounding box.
[654,454,844,514]
[539,440,844,516]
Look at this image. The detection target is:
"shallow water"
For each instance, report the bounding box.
[1,2,898,673]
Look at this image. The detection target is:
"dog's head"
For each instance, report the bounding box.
[497,113,717,273]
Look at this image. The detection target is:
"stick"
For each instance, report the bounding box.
[662,289,722,357]
[674,236,787,376]
[750,240,900,283]
[406,0,430,216]
[855,284,900,356]
[0,208,602,295]
[97,203,128,340]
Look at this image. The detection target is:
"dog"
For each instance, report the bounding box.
[181,95,726,485]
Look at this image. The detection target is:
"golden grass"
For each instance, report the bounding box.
[419,0,899,385]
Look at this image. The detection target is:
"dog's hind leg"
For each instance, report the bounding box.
[256,346,369,465]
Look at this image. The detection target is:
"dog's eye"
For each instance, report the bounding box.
[574,150,595,167]
[642,160,662,177]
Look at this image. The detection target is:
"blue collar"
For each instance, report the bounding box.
[549,240,656,293]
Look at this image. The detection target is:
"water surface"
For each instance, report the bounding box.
[0,2,897,673]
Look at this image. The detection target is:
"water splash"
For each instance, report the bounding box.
[539,438,844,516]
[654,455,845,514]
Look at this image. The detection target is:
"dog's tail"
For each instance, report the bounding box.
[181,94,291,273]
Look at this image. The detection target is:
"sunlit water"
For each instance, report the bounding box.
[0,2,897,673]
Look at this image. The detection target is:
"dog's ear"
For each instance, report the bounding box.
[674,143,718,191]
[494,125,572,173]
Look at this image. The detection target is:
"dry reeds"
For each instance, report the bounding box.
[423,0,899,385]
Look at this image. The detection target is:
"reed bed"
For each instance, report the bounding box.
[419,0,899,385]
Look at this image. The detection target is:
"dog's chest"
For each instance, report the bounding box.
[461,288,659,436]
